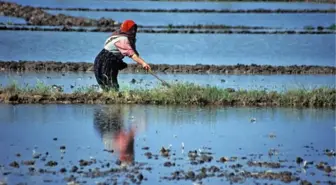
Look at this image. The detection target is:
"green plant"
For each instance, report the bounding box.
[303,25,315,31]
[327,24,336,30]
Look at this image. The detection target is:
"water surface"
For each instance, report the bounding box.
[47,10,336,28]
[0,104,335,184]
[0,16,26,24]
[6,0,336,10]
[0,72,334,93]
[0,31,334,66]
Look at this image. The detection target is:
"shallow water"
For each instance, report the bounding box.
[0,72,334,93]
[0,31,335,66]
[47,10,336,28]
[0,104,335,185]
[0,16,26,24]
[6,0,336,10]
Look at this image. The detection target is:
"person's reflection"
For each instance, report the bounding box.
[93,105,135,166]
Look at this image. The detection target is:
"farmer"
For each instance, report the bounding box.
[93,19,151,91]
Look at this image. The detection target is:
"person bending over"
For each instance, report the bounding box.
[94,19,151,91]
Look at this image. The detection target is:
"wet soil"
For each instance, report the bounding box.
[0,22,274,30]
[0,2,116,27]
[1,143,335,185]
[0,60,335,75]
[1,25,335,34]
[38,7,336,13]
[1,2,336,29]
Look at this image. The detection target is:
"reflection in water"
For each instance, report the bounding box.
[93,105,145,165]
[93,105,138,165]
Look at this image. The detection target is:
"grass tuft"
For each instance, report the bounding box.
[0,82,335,107]
[327,24,336,30]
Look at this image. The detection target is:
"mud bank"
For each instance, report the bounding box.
[0,1,116,26]
[0,61,335,75]
[0,23,274,30]
[0,83,335,107]
[1,25,335,34]
[39,7,336,13]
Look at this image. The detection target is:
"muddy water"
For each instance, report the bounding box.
[5,0,336,10]
[0,104,335,185]
[0,31,335,66]
[0,72,335,93]
[46,10,336,28]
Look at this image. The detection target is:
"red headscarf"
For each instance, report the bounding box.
[120,20,136,33]
[112,20,139,55]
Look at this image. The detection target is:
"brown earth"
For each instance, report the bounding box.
[0,60,335,75]
[0,1,116,27]
[1,25,335,34]
[0,23,273,30]
[38,7,336,13]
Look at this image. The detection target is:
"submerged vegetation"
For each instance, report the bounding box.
[0,81,334,108]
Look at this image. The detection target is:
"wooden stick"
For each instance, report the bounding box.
[148,70,171,88]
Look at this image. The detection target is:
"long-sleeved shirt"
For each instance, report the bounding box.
[103,35,136,59]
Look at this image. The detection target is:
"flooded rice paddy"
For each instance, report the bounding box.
[0,16,26,24]
[0,72,335,93]
[0,31,335,66]
[46,10,336,28]
[5,0,336,10]
[0,0,335,184]
[0,104,335,185]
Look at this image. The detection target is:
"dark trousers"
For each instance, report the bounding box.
[94,49,127,91]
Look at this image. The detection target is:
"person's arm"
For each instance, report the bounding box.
[131,54,151,71]
[114,39,151,71]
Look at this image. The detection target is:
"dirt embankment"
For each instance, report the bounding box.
[38,7,336,13]
[0,23,273,30]
[1,26,335,34]
[0,61,335,74]
[0,1,116,27]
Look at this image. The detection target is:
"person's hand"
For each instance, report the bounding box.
[142,63,151,71]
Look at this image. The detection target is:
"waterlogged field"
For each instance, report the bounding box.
[5,0,336,10]
[0,16,26,24]
[0,72,335,93]
[0,31,335,66]
[0,104,335,185]
[0,0,335,184]
[46,10,336,28]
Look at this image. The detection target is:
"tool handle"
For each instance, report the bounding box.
[149,70,171,87]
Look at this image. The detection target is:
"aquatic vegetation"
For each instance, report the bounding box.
[304,25,315,30]
[328,24,336,30]
[0,81,334,107]
[302,24,336,31]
